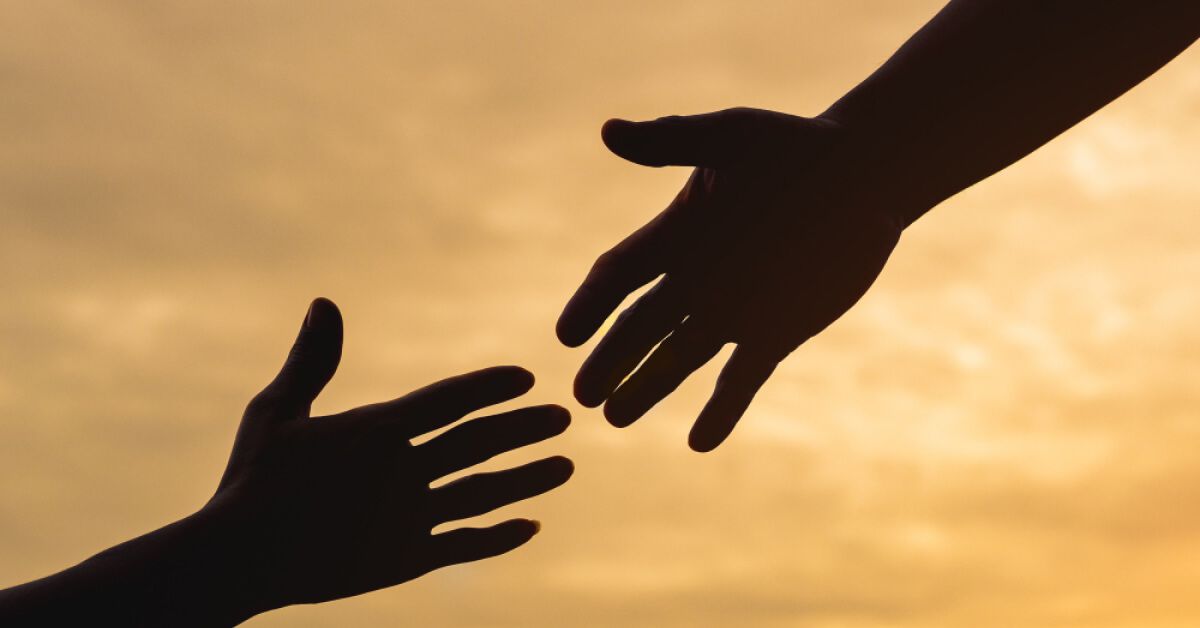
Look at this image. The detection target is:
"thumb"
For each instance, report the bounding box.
[257,297,343,417]
[601,110,754,169]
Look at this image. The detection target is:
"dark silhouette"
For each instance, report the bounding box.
[0,298,574,626]
[558,0,1200,451]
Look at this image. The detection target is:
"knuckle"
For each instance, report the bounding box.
[245,388,284,415]
[591,249,622,274]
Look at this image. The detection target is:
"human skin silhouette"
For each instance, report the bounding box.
[0,298,574,626]
[559,0,1200,452]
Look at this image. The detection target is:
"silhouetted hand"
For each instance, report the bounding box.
[0,298,573,626]
[209,298,574,616]
[558,108,901,452]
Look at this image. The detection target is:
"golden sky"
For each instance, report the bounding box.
[1,2,1198,626]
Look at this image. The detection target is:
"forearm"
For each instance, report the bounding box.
[0,507,254,627]
[821,0,1199,225]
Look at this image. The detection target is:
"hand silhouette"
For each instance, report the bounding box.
[209,297,574,616]
[558,108,902,452]
[0,298,573,626]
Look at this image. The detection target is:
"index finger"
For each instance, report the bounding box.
[557,231,666,348]
[342,366,536,438]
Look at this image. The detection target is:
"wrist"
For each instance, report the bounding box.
[91,506,261,626]
[175,499,274,625]
[813,105,941,231]
[0,506,259,627]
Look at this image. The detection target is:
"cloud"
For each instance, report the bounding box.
[1,2,1198,627]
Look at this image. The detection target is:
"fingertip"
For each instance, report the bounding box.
[515,366,536,389]
[543,404,572,432]
[689,395,752,453]
[600,117,664,166]
[687,429,724,453]
[545,455,576,481]
[455,519,539,563]
[685,348,776,452]
[555,322,571,346]
[497,517,540,537]
[498,518,540,546]
[304,296,342,330]
[515,403,572,433]
[552,454,575,473]
[460,365,536,408]
[546,403,571,419]
[555,317,588,348]
[556,305,599,348]
[600,118,636,143]
[604,377,652,428]
[602,400,637,429]
[494,365,536,393]
[689,405,739,453]
[270,297,343,407]
[572,376,606,408]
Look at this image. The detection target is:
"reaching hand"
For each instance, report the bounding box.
[210,298,574,616]
[558,108,902,452]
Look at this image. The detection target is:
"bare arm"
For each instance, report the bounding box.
[824,0,1200,224]
[1,299,573,625]
[559,0,1198,451]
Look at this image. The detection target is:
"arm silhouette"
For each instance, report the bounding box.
[0,298,574,626]
[558,0,1199,452]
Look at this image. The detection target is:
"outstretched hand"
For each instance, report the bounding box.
[210,298,573,617]
[558,108,902,451]
[0,298,573,626]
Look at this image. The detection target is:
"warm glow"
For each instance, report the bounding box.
[1,2,1198,626]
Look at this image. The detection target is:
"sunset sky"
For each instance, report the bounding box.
[2,2,1199,626]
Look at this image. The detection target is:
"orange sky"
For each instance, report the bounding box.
[1,2,1198,626]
